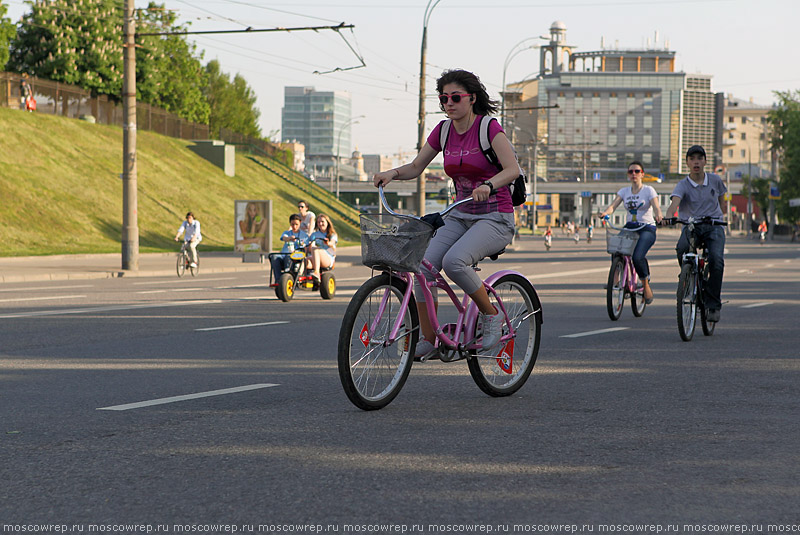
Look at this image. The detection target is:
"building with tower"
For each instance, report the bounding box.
[505,21,723,188]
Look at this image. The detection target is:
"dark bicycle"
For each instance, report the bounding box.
[665,217,727,341]
[177,241,199,277]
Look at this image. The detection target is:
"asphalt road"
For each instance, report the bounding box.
[1,234,799,532]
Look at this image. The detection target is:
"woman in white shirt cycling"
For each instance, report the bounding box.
[600,161,663,304]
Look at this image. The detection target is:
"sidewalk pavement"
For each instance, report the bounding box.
[0,246,364,283]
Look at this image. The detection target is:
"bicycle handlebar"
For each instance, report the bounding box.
[601,215,650,232]
[378,185,473,220]
[663,216,728,227]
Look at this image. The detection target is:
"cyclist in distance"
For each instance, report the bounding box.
[600,161,663,304]
[662,145,727,322]
[373,69,519,359]
[174,211,202,268]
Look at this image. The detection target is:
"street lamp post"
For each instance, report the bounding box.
[515,126,547,233]
[416,0,442,217]
[744,116,773,239]
[335,115,364,199]
[500,36,548,129]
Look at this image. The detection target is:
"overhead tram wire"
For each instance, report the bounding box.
[190,34,412,98]
[188,30,395,87]
[213,0,342,25]
[173,0,251,29]
[137,22,354,38]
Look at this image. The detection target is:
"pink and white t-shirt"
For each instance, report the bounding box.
[428,117,513,214]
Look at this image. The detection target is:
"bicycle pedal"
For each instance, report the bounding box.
[439,352,464,363]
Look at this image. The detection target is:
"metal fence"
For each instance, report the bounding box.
[0,71,209,140]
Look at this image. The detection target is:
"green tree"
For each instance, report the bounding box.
[770,90,800,224]
[135,2,209,123]
[742,176,770,222]
[8,1,209,123]
[0,1,16,69]
[204,59,261,138]
[9,0,124,97]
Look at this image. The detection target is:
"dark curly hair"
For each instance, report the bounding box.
[436,69,498,116]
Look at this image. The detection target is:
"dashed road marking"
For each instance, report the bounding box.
[740,302,773,309]
[560,327,630,338]
[196,321,289,332]
[0,284,93,293]
[0,294,86,303]
[97,383,280,411]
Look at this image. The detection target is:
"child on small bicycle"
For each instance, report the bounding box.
[174,211,202,268]
[662,145,727,322]
[373,69,519,359]
[271,214,308,279]
[600,161,663,304]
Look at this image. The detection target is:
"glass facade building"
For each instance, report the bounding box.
[281,87,352,177]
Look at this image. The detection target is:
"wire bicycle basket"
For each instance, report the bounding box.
[606,230,640,256]
[360,212,435,272]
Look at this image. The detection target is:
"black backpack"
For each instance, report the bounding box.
[438,115,528,206]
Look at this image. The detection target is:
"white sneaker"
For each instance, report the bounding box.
[190,262,197,268]
[480,311,504,350]
[414,339,440,361]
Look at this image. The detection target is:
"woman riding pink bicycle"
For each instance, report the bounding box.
[600,161,663,304]
[373,69,519,360]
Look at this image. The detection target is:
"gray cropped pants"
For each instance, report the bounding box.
[415,210,515,302]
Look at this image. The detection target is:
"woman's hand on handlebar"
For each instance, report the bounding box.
[373,169,399,188]
[472,183,491,202]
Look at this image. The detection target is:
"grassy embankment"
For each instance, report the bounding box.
[0,106,360,256]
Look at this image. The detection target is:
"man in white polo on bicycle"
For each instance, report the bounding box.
[174,211,202,268]
[663,145,727,323]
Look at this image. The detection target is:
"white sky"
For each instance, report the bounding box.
[5,0,799,158]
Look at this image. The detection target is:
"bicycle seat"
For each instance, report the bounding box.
[488,248,506,261]
[471,248,506,271]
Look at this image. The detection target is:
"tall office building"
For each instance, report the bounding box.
[281,87,352,178]
[505,22,722,181]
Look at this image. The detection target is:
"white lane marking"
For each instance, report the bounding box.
[0,294,86,303]
[0,298,226,319]
[137,287,204,294]
[262,289,357,300]
[215,283,267,289]
[740,302,773,309]
[526,259,674,281]
[0,284,93,293]
[561,327,630,338]
[97,383,280,411]
[132,277,237,285]
[196,321,289,332]
[138,283,269,294]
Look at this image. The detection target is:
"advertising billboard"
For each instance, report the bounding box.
[235,200,271,253]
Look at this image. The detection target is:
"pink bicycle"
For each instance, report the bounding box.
[603,217,648,321]
[338,186,543,411]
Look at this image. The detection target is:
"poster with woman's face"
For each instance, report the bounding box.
[235,200,269,253]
